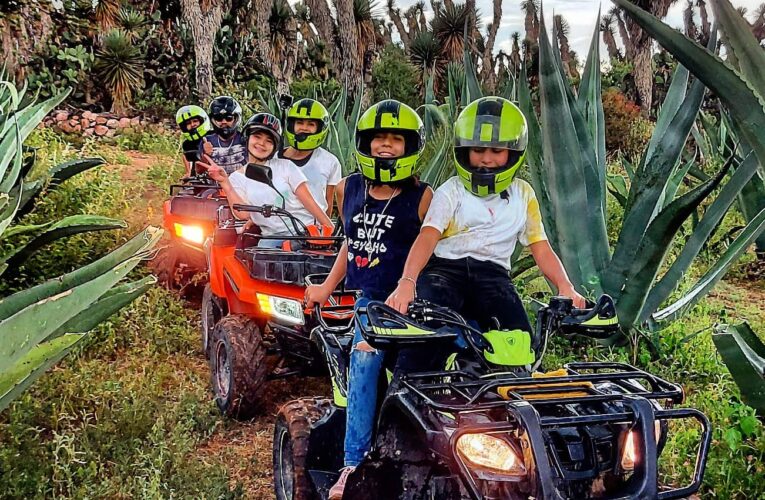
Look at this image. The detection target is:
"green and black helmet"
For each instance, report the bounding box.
[454,96,528,196]
[355,99,425,182]
[175,105,211,142]
[285,98,330,150]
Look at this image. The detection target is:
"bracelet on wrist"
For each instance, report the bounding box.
[398,276,416,287]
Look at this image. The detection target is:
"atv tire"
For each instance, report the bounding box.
[273,397,332,500]
[151,244,181,288]
[210,315,268,419]
[201,284,226,358]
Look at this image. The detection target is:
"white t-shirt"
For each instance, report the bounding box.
[282,147,341,226]
[423,176,547,270]
[229,158,308,237]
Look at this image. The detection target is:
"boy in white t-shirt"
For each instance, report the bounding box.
[201,112,333,247]
[279,98,342,223]
[387,96,585,335]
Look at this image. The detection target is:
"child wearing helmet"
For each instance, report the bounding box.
[387,96,585,335]
[279,98,342,221]
[201,112,333,247]
[175,105,211,175]
[199,96,248,174]
[304,99,433,500]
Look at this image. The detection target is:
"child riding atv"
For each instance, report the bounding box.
[303,99,433,499]
[201,111,334,245]
[279,98,342,220]
[320,96,585,499]
[176,104,211,175]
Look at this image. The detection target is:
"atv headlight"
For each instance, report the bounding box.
[456,433,526,476]
[620,422,661,471]
[174,223,205,245]
[257,293,304,326]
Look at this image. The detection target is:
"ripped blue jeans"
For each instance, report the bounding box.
[344,296,385,467]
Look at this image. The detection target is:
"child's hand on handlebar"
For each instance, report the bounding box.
[385,279,415,314]
[305,283,332,307]
[559,284,586,309]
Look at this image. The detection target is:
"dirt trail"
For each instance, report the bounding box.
[113,150,168,229]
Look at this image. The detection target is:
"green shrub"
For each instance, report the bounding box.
[372,45,420,109]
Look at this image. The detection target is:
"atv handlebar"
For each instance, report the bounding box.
[304,274,357,333]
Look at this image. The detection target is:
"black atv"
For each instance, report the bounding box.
[273,296,711,499]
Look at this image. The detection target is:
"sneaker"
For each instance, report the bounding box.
[328,466,355,500]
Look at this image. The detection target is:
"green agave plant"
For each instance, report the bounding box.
[0,79,160,412]
[518,7,765,340]
[613,0,765,417]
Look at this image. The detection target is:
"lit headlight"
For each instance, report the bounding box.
[174,223,205,245]
[620,422,661,471]
[456,433,526,476]
[257,293,304,326]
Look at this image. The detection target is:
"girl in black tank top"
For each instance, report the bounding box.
[303,100,433,497]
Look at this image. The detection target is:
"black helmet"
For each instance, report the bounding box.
[208,96,242,138]
[242,113,283,160]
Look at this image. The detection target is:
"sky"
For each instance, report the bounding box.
[382,0,763,61]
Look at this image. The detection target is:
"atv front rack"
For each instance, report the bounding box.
[401,362,684,412]
[400,362,712,500]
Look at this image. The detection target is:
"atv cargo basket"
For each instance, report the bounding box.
[235,248,335,285]
[169,189,225,221]
[401,362,712,500]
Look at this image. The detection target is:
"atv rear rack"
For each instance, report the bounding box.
[401,362,685,413]
[399,362,710,500]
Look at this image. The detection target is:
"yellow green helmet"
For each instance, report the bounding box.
[285,98,330,150]
[454,97,528,196]
[355,99,425,182]
[175,105,211,142]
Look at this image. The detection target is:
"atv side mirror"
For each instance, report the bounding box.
[278,93,294,110]
[245,163,273,184]
[245,163,286,208]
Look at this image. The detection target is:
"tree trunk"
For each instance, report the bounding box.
[387,4,411,48]
[603,28,621,60]
[684,1,697,39]
[305,0,342,76]
[633,44,653,114]
[480,0,502,92]
[179,0,226,102]
[335,0,361,97]
[697,0,711,41]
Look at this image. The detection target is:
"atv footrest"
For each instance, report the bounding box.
[308,470,338,500]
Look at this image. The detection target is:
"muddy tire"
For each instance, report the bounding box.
[151,244,181,288]
[201,284,226,358]
[273,398,333,500]
[210,315,268,419]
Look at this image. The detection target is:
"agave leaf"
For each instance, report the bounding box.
[646,65,690,167]
[617,158,731,327]
[0,89,71,184]
[423,73,437,135]
[605,77,706,300]
[510,254,536,279]
[537,17,606,293]
[662,151,697,209]
[577,12,607,185]
[0,333,85,413]
[653,207,765,323]
[0,253,144,373]
[462,35,482,105]
[49,157,105,185]
[0,215,127,273]
[642,152,763,322]
[710,0,765,101]
[0,227,161,321]
[712,322,765,414]
[47,276,155,341]
[0,183,22,237]
[519,60,558,250]
[607,173,629,208]
[621,156,635,181]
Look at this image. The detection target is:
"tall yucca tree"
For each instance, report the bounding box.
[519,8,765,339]
[613,0,765,407]
[0,80,160,412]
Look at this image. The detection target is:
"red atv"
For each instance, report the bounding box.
[156,172,226,294]
[204,164,355,419]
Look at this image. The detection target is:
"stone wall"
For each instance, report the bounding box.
[42,109,172,138]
